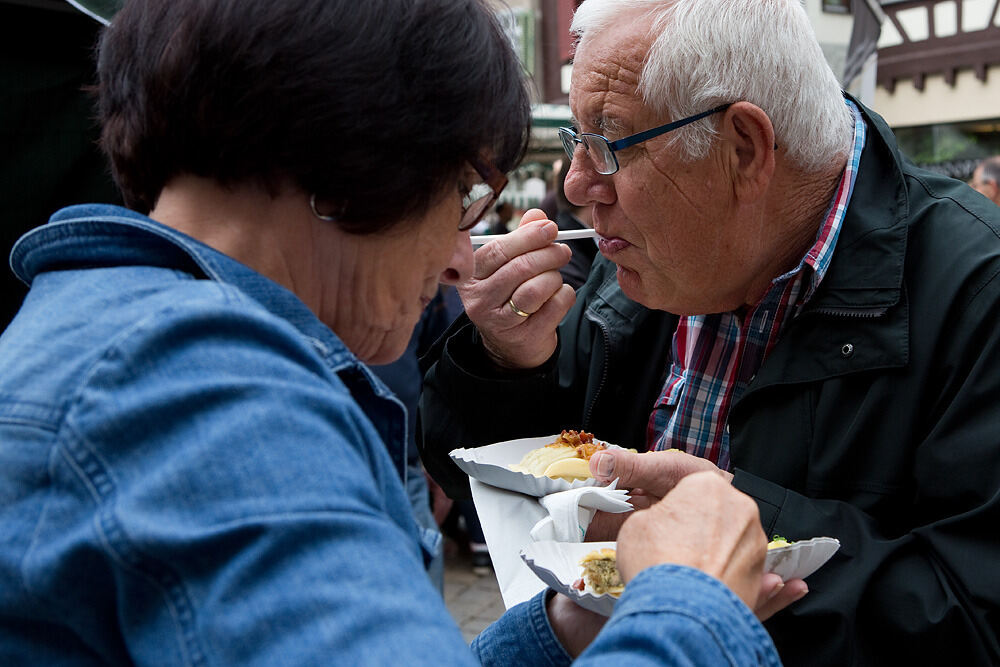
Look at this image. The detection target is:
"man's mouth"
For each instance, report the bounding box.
[598,236,631,255]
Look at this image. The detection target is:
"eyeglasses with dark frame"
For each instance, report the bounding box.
[558,103,733,176]
[459,157,508,231]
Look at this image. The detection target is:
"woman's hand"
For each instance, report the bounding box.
[458,209,576,369]
[425,472,453,526]
[545,591,608,658]
[615,472,808,620]
[755,572,809,622]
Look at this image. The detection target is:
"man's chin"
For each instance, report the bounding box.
[615,264,653,307]
[614,264,699,315]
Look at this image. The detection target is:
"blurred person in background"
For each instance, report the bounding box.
[0,0,800,664]
[487,200,514,235]
[551,159,597,289]
[371,286,463,590]
[969,155,1000,206]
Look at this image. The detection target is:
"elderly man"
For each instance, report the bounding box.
[418,0,1000,664]
[970,155,1000,206]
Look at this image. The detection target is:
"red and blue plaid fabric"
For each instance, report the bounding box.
[647,102,866,470]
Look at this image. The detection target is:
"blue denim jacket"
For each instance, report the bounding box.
[0,205,780,666]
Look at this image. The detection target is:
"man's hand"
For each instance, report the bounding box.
[584,448,730,541]
[590,447,733,496]
[459,209,576,369]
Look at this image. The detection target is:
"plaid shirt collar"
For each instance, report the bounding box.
[647,101,867,470]
[779,103,866,308]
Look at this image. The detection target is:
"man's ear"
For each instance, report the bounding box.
[718,102,776,202]
[987,180,1000,206]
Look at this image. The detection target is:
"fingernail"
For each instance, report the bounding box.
[766,582,784,600]
[593,451,615,477]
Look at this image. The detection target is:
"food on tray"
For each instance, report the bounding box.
[508,442,577,476]
[508,430,607,480]
[538,456,592,480]
[768,535,793,549]
[571,548,624,597]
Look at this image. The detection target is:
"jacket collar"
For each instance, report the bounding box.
[801,96,908,315]
[586,257,656,346]
[12,204,370,374]
[740,100,911,395]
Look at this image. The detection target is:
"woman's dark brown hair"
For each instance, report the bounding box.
[96,0,530,233]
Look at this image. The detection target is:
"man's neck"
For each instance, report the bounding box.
[740,155,848,308]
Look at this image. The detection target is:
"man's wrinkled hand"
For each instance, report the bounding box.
[589,447,733,497]
[458,209,575,369]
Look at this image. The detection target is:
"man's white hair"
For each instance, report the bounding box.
[571,0,853,171]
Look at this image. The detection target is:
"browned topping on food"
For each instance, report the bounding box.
[546,430,605,459]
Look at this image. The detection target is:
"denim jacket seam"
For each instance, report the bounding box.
[19,435,65,618]
[53,307,221,666]
[21,442,170,658]
[55,420,208,667]
[0,396,66,429]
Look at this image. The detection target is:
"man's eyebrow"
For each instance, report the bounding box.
[596,115,626,136]
[570,114,625,136]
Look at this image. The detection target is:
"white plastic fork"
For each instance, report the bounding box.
[470,228,600,246]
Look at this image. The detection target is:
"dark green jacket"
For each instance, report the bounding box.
[421,103,1000,665]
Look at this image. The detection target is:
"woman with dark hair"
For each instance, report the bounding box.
[0,0,786,664]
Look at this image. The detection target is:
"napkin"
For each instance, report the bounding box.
[529,480,633,542]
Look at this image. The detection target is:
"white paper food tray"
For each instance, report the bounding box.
[520,537,841,616]
[450,434,618,497]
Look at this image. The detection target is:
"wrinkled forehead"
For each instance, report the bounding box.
[569,17,655,133]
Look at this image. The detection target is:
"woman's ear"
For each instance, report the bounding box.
[718,102,776,203]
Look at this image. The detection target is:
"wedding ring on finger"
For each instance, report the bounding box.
[508,298,531,318]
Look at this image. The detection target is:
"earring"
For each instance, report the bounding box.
[310,193,337,221]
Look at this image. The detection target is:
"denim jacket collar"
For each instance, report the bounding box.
[15,205,364,366]
[10,204,406,454]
